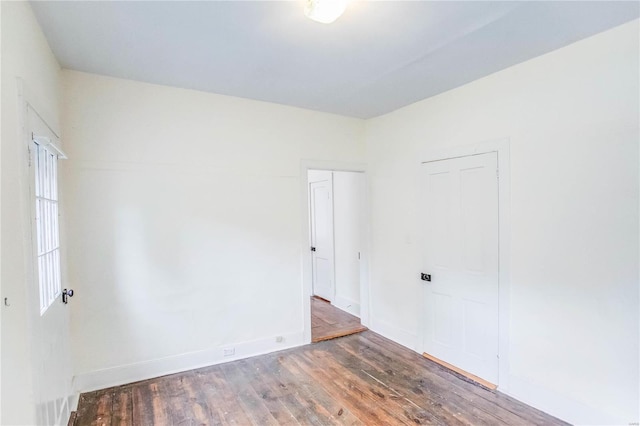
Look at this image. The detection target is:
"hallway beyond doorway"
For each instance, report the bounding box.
[311,297,367,343]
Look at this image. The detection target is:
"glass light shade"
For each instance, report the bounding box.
[304,0,348,24]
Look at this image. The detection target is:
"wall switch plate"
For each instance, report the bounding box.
[223,348,235,357]
[421,273,431,282]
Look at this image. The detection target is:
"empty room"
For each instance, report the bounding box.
[1,1,638,425]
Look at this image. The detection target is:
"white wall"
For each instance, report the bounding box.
[7,8,635,424]
[333,171,364,317]
[0,4,3,421]
[365,20,639,425]
[61,70,366,391]
[1,2,64,424]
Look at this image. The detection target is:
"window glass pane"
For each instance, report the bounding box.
[49,152,54,200]
[34,142,62,313]
[54,250,61,297]
[34,149,40,196]
[53,158,58,201]
[53,204,59,248]
[38,257,45,311]
[36,199,41,254]
[44,254,50,305]
[41,147,46,197]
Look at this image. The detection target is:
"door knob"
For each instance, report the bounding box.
[62,288,74,304]
[311,247,316,252]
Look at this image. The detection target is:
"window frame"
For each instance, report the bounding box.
[31,136,64,315]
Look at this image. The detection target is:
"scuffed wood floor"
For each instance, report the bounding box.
[74,331,567,425]
[311,297,367,343]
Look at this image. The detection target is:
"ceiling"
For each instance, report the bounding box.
[32,1,639,119]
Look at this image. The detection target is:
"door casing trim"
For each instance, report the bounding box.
[16,77,76,423]
[300,160,369,345]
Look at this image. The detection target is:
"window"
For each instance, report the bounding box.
[33,140,62,314]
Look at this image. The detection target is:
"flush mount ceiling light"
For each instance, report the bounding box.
[304,0,348,24]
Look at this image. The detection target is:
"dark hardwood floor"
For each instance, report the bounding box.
[311,297,367,343]
[74,331,567,426]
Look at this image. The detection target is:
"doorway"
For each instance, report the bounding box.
[420,151,500,387]
[307,169,367,342]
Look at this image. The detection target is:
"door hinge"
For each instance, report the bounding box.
[496,169,499,179]
[27,146,31,167]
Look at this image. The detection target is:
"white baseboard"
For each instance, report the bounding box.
[349,313,630,425]
[505,375,623,425]
[68,393,79,412]
[73,322,622,426]
[364,321,620,425]
[365,320,610,424]
[369,317,420,353]
[332,295,361,317]
[73,331,305,393]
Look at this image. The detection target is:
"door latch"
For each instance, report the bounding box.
[420,273,431,282]
[62,288,74,304]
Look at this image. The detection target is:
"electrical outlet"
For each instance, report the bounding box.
[275,336,284,343]
[223,348,235,357]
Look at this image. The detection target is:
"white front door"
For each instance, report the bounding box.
[421,152,499,384]
[27,106,74,426]
[309,176,334,301]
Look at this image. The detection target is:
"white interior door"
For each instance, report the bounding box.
[309,175,334,301]
[421,152,499,384]
[27,106,74,426]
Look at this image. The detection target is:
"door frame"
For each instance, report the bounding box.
[418,138,511,392]
[300,160,369,345]
[17,78,76,424]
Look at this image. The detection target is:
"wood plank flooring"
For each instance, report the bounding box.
[74,331,567,426]
[311,297,367,343]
